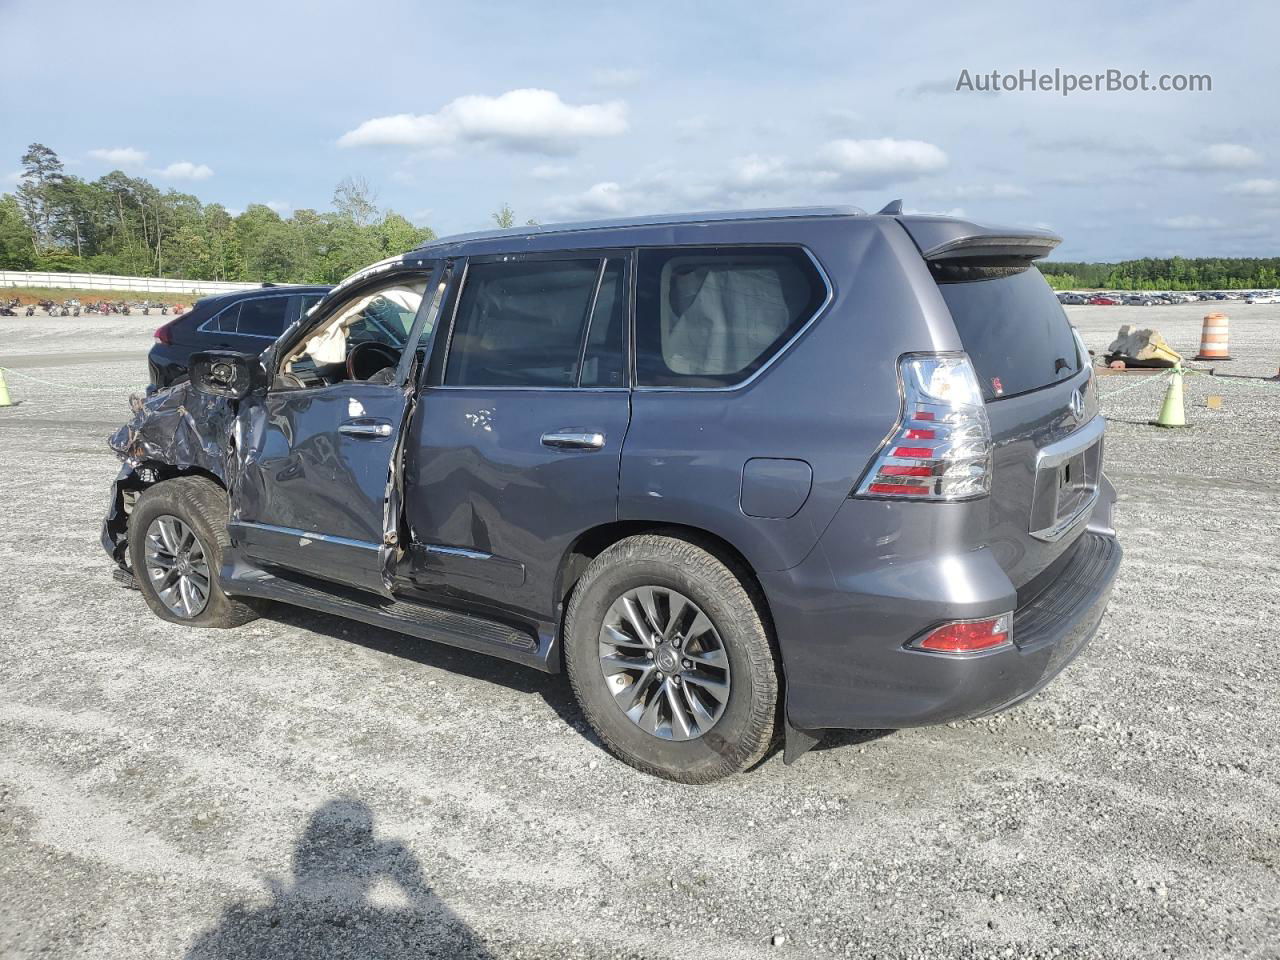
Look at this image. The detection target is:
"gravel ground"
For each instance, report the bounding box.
[1,303,1277,960]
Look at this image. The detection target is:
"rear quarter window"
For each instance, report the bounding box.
[635,246,826,388]
[935,266,1081,400]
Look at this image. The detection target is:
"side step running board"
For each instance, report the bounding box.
[221,560,550,672]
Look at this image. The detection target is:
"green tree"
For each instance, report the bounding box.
[333,175,379,227]
[16,142,66,252]
[0,194,36,268]
[491,203,516,228]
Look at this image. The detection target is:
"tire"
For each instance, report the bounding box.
[564,534,780,783]
[127,476,259,629]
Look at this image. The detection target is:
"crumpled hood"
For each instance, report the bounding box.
[108,382,236,480]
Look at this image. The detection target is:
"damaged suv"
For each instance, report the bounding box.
[103,205,1121,782]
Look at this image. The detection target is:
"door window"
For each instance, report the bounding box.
[445,259,601,387]
[202,302,239,334]
[278,276,429,387]
[236,296,291,338]
[579,258,628,387]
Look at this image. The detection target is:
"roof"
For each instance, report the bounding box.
[409,205,867,254]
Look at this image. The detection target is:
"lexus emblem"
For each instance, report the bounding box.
[1069,388,1084,420]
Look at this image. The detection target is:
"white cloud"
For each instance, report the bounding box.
[266,200,291,215]
[729,155,792,190]
[1161,143,1263,171]
[1159,214,1223,230]
[563,181,630,215]
[906,206,967,218]
[157,161,214,180]
[338,89,628,155]
[1224,178,1280,196]
[88,147,148,168]
[931,183,1030,199]
[591,68,645,88]
[815,138,948,188]
[530,163,572,180]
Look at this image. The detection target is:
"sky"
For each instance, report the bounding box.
[2,0,1277,261]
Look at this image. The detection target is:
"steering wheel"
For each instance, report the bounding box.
[347,341,401,382]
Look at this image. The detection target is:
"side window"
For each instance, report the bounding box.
[445,259,600,387]
[579,258,627,387]
[237,297,291,337]
[635,246,826,387]
[297,293,325,318]
[207,302,240,333]
[279,276,429,386]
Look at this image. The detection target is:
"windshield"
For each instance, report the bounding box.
[936,266,1081,401]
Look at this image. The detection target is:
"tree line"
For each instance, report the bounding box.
[4,142,1276,290]
[0,143,444,284]
[1040,257,1280,291]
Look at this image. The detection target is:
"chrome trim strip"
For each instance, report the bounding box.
[228,521,380,551]
[1030,415,1105,543]
[424,544,491,561]
[1035,415,1105,469]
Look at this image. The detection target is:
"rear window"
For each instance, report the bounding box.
[936,266,1081,400]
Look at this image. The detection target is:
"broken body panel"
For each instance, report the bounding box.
[103,206,1121,757]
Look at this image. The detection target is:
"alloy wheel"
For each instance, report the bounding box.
[143,515,211,618]
[598,586,731,741]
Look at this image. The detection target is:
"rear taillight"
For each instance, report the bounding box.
[855,353,992,501]
[153,320,176,345]
[909,614,1012,654]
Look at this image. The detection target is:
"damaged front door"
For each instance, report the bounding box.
[228,263,445,596]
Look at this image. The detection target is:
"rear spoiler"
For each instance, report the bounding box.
[896,215,1061,263]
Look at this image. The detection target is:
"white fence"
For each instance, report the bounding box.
[0,270,260,296]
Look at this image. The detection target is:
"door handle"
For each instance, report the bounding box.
[339,419,393,439]
[541,430,606,450]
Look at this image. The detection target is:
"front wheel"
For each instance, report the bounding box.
[564,535,780,782]
[127,477,259,629]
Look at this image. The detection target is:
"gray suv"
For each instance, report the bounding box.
[102,205,1120,782]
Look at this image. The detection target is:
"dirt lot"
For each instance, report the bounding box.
[1,303,1277,959]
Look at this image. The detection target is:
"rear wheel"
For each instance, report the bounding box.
[564,535,780,782]
[127,477,259,628]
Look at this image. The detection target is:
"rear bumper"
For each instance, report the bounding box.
[762,486,1121,731]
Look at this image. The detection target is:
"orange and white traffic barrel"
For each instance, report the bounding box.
[1194,313,1232,361]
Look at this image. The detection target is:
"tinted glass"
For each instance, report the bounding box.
[635,247,825,387]
[298,293,325,317]
[445,259,600,387]
[580,258,627,387]
[236,297,290,337]
[936,266,1081,400]
[206,302,239,334]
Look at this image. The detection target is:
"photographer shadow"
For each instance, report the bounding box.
[186,798,493,960]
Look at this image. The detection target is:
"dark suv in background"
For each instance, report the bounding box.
[148,284,331,388]
[104,206,1120,782]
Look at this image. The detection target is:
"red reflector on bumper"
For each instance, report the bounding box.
[912,614,1012,653]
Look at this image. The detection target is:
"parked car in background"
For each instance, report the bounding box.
[148,284,332,388]
[1058,292,1089,305]
[1088,295,1119,305]
[104,205,1120,782]
[1245,291,1280,304]
[1124,295,1150,306]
